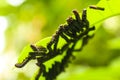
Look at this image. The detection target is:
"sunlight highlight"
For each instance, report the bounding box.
[0,16,8,53]
[103,16,119,33]
[6,0,25,6]
[0,51,17,79]
[0,54,9,73]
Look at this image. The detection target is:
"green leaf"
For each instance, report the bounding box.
[17,37,52,63]
[87,0,120,29]
[17,36,67,63]
[107,38,120,49]
[17,0,120,65]
[16,0,120,77]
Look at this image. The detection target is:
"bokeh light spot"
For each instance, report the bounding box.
[6,0,25,6]
[0,16,8,53]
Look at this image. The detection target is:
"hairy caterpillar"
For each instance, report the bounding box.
[15,9,95,80]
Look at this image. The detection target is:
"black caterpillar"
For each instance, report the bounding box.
[15,9,96,80]
[42,33,94,80]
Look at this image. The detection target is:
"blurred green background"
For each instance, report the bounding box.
[0,0,120,80]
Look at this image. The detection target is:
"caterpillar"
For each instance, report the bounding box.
[89,5,105,11]
[42,33,94,80]
[15,9,95,80]
[43,43,76,80]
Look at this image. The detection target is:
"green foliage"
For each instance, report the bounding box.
[15,0,120,80]
[17,37,51,63]
[17,0,120,64]
[87,0,120,29]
